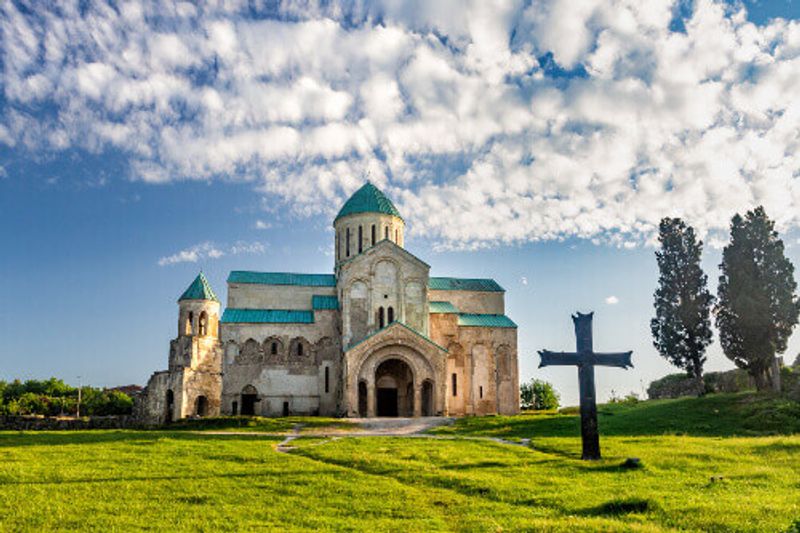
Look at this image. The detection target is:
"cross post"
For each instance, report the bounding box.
[538,312,633,460]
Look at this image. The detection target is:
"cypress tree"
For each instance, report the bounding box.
[651,218,714,381]
[716,206,799,391]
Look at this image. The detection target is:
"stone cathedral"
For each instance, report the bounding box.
[137,183,520,423]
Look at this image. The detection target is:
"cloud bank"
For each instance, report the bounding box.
[158,240,265,266]
[2,0,800,248]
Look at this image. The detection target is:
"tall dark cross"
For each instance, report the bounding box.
[539,312,633,460]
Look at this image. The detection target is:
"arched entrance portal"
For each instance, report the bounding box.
[375,359,414,417]
[195,395,208,417]
[241,385,258,416]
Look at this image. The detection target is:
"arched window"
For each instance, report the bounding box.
[271,342,277,355]
[346,228,351,257]
[395,229,399,243]
[198,311,208,336]
[297,342,304,356]
[384,226,389,240]
[187,312,194,335]
[387,307,394,324]
[358,226,363,253]
[371,224,376,245]
[378,307,385,329]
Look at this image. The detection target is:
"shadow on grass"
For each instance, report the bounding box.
[582,498,656,516]
[0,470,316,486]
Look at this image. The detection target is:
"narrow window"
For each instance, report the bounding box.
[384,226,389,240]
[271,342,277,355]
[479,386,484,399]
[324,366,330,393]
[378,307,385,329]
[336,231,340,260]
[198,311,208,336]
[358,226,363,253]
[452,373,458,397]
[387,307,394,323]
[395,229,399,243]
[346,228,351,257]
[297,342,304,356]
[371,224,376,245]
[187,311,194,335]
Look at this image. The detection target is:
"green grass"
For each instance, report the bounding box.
[1,393,798,531]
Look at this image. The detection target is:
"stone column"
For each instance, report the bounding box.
[367,379,376,418]
[413,384,422,417]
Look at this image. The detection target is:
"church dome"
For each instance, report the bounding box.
[334,182,402,223]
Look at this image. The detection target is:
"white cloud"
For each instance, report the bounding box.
[605,295,620,305]
[254,220,272,230]
[3,1,800,248]
[520,276,528,286]
[158,240,264,266]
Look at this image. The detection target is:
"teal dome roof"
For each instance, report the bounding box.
[334,182,402,223]
[179,272,219,302]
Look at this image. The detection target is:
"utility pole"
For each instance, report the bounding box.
[76,376,82,418]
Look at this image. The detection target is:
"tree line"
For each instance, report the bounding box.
[0,378,133,417]
[651,206,800,392]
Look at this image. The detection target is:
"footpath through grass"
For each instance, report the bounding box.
[1,393,798,531]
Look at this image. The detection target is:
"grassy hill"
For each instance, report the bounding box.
[1,393,799,531]
[430,392,800,440]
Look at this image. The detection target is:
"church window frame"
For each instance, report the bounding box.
[198,311,208,336]
[324,366,330,393]
[297,342,304,357]
[384,226,389,240]
[358,226,363,253]
[452,373,458,397]
[371,224,376,245]
[271,342,278,355]
[387,306,394,324]
[346,228,351,257]
[378,307,385,329]
[187,311,194,335]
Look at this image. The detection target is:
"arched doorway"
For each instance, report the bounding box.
[165,389,174,424]
[358,381,368,417]
[421,380,434,416]
[195,395,208,417]
[375,359,414,417]
[241,385,258,416]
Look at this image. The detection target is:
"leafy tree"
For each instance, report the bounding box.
[651,218,715,380]
[520,379,560,410]
[716,206,800,392]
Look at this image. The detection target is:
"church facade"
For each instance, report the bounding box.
[137,183,519,423]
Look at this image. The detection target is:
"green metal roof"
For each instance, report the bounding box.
[346,321,447,353]
[221,309,314,324]
[228,271,336,287]
[312,295,339,310]
[179,272,219,302]
[429,277,505,292]
[429,301,459,314]
[334,182,402,222]
[457,314,517,328]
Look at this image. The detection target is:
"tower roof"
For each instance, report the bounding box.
[334,182,402,223]
[178,272,219,302]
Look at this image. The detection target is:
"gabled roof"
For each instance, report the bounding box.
[429,301,459,313]
[228,271,336,287]
[457,313,517,328]
[337,237,430,269]
[221,309,314,324]
[429,277,505,292]
[335,182,403,222]
[346,321,448,353]
[179,272,219,302]
[312,295,339,310]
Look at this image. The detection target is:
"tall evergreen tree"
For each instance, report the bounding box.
[716,206,800,391]
[651,218,714,380]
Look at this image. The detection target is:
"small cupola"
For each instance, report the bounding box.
[177,272,220,338]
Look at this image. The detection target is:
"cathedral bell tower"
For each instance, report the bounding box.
[173,272,221,371]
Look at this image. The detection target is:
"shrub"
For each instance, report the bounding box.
[521,379,560,410]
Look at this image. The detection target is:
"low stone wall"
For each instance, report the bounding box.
[0,415,139,431]
[648,369,755,399]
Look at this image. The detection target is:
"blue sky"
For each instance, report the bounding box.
[2,0,800,405]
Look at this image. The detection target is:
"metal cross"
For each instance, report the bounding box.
[538,312,633,460]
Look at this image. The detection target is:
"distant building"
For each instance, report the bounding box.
[137,183,519,423]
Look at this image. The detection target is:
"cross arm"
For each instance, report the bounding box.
[592,351,634,369]
[538,350,581,368]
